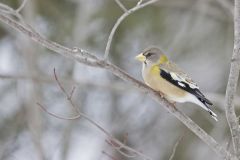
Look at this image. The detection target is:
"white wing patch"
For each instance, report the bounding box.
[178,82,186,88]
[188,81,199,89]
[170,72,199,89]
[170,72,180,81]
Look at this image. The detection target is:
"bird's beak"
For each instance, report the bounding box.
[135,53,146,62]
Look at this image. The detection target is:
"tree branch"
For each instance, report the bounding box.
[168,135,183,160]
[225,0,240,158]
[0,4,237,160]
[16,0,28,13]
[114,0,127,12]
[38,69,151,160]
[104,0,158,60]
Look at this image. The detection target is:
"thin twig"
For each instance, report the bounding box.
[37,103,80,120]
[114,0,127,12]
[168,135,184,160]
[137,0,144,6]
[0,1,42,38]
[0,5,237,160]
[16,0,28,13]
[39,69,151,160]
[225,0,240,158]
[69,86,76,100]
[106,139,137,158]
[104,0,158,60]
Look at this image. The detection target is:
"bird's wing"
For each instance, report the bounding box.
[160,62,213,105]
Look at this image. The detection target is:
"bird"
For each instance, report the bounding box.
[135,47,218,121]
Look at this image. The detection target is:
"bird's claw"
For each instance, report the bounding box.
[158,91,164,98]
[171,102,177,110]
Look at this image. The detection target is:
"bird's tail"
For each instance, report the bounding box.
[198,98,218,121]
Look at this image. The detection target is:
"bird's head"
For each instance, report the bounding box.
[135,47,168,65]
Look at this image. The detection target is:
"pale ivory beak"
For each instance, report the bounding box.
[135,53,146,62]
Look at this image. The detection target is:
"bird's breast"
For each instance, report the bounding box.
[142,64,188,102]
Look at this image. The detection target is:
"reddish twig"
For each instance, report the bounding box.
[37,69,151,160]
[105,139,138,158]
[37,103,80,120]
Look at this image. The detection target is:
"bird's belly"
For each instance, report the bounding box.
[144,72,188,103]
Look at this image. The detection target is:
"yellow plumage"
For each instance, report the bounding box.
[144,65,187,102]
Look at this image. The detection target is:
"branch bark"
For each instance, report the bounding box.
[114,0,127,12]
[225,0,240,158]
[0,4,237,160]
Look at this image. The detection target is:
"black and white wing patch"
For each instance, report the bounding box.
[160,69,213,105]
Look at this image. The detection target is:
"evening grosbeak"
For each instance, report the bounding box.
[135,47,217,121]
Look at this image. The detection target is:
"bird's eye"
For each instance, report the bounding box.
[146,52,153,57]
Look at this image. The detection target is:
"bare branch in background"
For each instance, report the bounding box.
[0,2,237,160]
[0,0,40,37]
[168,135,184,160]
[105,139,137,158]
[114,0,127,12]
[104,0,159,60]
[37,69,81,120]
[225,136,233,160]
[225,0,240,158]
[16,0,28,13]
[38,69,151,160]
[137,0,144,6]
[37,103,80,120]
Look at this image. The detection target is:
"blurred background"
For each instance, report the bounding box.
[0,0,236,159]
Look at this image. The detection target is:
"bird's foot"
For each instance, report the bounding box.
[171,102,177,110]
[158,91,165,98]
[153,90,165,98]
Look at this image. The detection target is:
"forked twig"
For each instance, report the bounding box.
[104,0,158,60]
[106,139,137,158]
[37,103,80,120]
[16,0,28,13]
[37,69,151,160]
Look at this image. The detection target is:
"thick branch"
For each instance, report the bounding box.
[225,0,240,158]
